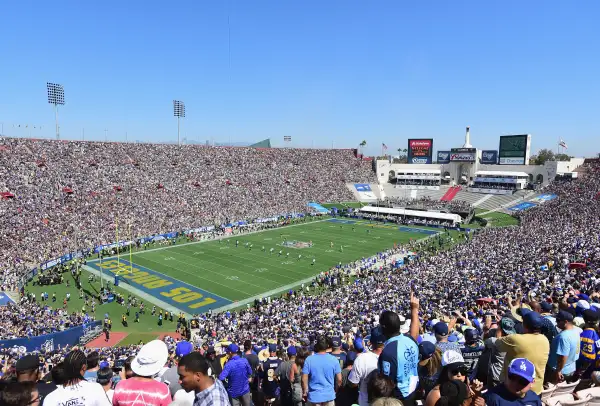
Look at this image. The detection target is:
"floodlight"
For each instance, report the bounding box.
[47,82,65,140]
[173,100,185,146]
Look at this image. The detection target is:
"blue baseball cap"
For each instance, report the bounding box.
[370,327,386,347]
[523,311,543,330]
[464,328,479,343]
[99,361,110,369]
[268,343,277,353]
[508,358,535,383]
[353,337,364,352]
[287,346,297,356]
[176,341,194,358]
[227,344,239,353]
[331,337,342,348]
[433,322,449,336]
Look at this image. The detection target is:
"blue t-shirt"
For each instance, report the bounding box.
[302,353,341,403]
[83,370,98,382]
[484,383,542,406]
[378,334,419,398]
[548,329,580,375]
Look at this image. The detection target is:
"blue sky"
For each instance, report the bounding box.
[0,1,598,157]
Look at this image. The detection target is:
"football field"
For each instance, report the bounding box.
[86,218,438,314]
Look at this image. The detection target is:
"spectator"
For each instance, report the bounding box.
[483,358,541,406]
[424,351,481,406]
[289,348,309,406]
[366,373,395,404]
[417,342,442,397]
[494,312,549,395]
[546,310,580,384]
[162,340,194,399]
[482,318,517,388]
[112,340,171,406]
[218,344,252,406]
[15,354,57,405]
[84,351,100,382]
[177,352,231,406]
[96,367,114,403]
[348,328,386,406]
[378,310,419,405]
[43,349,110,406]
[434,323,461,355]
[460,329,484,379]
[302,336,342,406]
[0,381,40,406]
[276,346,297,406]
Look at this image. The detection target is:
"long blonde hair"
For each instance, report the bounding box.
[424,347,443,377]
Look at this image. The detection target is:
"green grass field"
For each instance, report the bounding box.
[83,218,438,316]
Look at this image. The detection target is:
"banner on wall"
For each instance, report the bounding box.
[0,321,101,352]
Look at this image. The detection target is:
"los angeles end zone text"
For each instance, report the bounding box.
[88,259,231,311]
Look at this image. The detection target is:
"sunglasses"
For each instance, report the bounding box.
[508,373,531,386]
[450,367,468,376]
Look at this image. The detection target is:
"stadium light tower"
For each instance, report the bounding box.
[47,82,65,140]
[173,100,185,146]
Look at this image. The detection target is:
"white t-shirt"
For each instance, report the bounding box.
[348,351,380,406]
[43,379,112,406]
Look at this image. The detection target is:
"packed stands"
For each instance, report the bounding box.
[0,138,376,289]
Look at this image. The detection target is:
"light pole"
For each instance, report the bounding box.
[104,129,108,142]
[47,83,65,140]
[173,100,185,146]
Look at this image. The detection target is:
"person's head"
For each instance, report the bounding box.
[367,373,395,403]
[379,311,401,339]
[522,311,543,334]
[505,358,535,397]
[131,340,169,378]
[499,318,517,336]
[63,350,87,386]
[243,340,252,352]
[370,327,387,353]
[268,343,277,356]
[86,351,99,370]
[178,352,211,393]
[371,398,404,406]
[556,310,574,331]
[123,356,135,379]
[433,322,449,342]
[583,309,600,328]
[51,362,66,385]
[287,346,297,359]
[314,336,329,353]
[15,355,40,383]
[439,351,467,384]
[175,341,194,361]
[205,347,216,361]
[295,348,310,369]
[463,329,479,345]
[0,382,39,406]
[436,379,468,406]
[96,367,114,390]
[226,343,239,357]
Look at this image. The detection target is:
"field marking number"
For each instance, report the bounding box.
[164,257,175,261]
[226,276,239,280]
[254,268,268,273]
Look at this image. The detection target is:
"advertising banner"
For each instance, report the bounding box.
[0,321,101,352]
[481,150,498,164]
[450,152,476,162]
[407,139,433,164]
[437,151,451,164]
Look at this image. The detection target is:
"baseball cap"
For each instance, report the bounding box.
[441,350,465,367]
[464,328,479,343]
[556,310,574,323]
[99,361,110,369]
[433,322,449,336]
[227,344,239,354]
[522,311,543,330]
[15,355,39,372]
[176,341,194,358]
[500,318,517,335]
[540,302,553,313]
[353,337,364,352]
[268,343,277,353]
[206,346,216,355]
[369,327,386,347]
[419,341,436,364]
[287,346,297,356]
[331,337,342,348]
[507,358,535,383]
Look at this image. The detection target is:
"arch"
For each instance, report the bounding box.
[528,173,534,182]
[536,174,544,183]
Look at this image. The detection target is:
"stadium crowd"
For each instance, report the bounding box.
[1,138,600,406]
[0,138,376,290]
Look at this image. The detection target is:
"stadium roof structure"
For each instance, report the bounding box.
[395,169,441,174]
[359,206,462,223]
[475,171,529,177]
[249,138,271,148]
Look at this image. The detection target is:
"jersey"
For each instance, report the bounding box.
[331,352,348,369]
[578,328,600,375]
[461,343,485,378]
[261,357,282,398]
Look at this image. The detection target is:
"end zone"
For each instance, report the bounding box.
[87,258,232,313]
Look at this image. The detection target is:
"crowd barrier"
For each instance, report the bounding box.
[0,321,102,352]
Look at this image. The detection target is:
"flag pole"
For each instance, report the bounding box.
[129,222,133,274]
[116,216,120,274]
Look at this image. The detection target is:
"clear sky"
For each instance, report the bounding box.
[0,1,598,157]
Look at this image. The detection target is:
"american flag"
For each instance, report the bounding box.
[382,143,388,150]
[559,139,568,149]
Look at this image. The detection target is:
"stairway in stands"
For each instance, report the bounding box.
[440,186,461,201]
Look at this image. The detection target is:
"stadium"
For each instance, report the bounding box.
[2,3,600,406]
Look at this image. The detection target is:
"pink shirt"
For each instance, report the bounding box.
[112,378,171,406]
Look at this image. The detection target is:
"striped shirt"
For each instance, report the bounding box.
[112,377,171,406]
